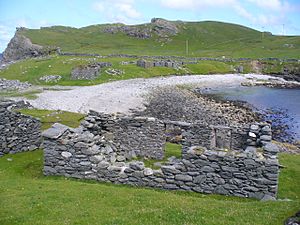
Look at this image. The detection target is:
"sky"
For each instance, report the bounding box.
[0,0,300,52]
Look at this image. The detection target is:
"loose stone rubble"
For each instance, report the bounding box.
[39,75,62,83]
[105,68,124,76]
[0,78,31,92]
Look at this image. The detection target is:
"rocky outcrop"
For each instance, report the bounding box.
[103,18,179,39]
[241,77,300,88]
[2,31,46,61]
[151,18,179,36]
[273,65,300,82]
[103,24,152,39]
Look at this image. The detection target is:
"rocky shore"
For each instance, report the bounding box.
[135,87,258,127]
[241,77,300,89]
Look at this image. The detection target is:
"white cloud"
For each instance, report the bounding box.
[247,0,289,11]
[233,4,285,26]
[160,0,292,31]
[115,2,141,19]
[161,0,237,10]
[234,4,254,22]
[93,2,105,12]
[92,0,142,23]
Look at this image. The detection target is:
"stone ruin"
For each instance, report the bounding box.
[71,62,112,80]
[137,59,197,69]
[42,110,279,200]
[0,99,279,200]
[0,101,42,157]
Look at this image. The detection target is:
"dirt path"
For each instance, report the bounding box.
[28,74,273,114]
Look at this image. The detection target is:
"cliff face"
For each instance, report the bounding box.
[2,31,46,62]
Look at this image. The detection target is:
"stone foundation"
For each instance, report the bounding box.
[42,112,279,200]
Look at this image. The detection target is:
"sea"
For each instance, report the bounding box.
[202,86,300,143]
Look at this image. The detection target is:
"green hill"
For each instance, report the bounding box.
[0,19,299,88]
[19,19,300,58]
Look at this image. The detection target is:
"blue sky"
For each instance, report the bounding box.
[1,0,300,52]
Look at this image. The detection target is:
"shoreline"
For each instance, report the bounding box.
[23,74,279,114]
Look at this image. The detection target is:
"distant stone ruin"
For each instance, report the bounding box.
[42,111,279,200]
[0,78,31,92]
[71,62,112,80]
[137,59,196,69]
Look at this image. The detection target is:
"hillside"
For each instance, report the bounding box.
[12,19,300,59]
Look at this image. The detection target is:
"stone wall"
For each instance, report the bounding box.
[165,121,250,152]
[0,101,42,157]
[137,59,196,69]
[71,62,112,80]
[43,112,279,200]
[81,111,165,160]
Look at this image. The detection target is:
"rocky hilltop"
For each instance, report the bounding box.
[2,28,56,62]
[102,18,179,39]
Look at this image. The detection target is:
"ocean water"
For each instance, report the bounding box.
[203,86,300,142]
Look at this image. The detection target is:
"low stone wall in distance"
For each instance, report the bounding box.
[43,113,279,200]
[0,100,42,157]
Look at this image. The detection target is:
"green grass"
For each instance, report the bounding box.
[21,21,300,58]
[139,142,182,169]
[0,55,236,86]
[1,20,299,87]
[0,151,299,225]
[18,109,85,130]
[0,89,42,100]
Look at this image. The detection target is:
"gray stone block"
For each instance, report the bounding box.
[175,174,192,182]
[42,123,69,139]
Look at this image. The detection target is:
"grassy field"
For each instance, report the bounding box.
[0,55,298,87]
[0,151,299,225]
[21,21,300,59]
[0,55,235,86]
[1,20,299,87]
[0,109,299,224]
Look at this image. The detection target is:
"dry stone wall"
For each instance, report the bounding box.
[81,111,165,160]
[43,112,279,200]
[0,101,42,157]
[71,62,112,80]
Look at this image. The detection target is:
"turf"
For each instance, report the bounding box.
[21,21,300,59]
[18,109,85,130]
[0,55,234,86]
[0,151,299,225]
